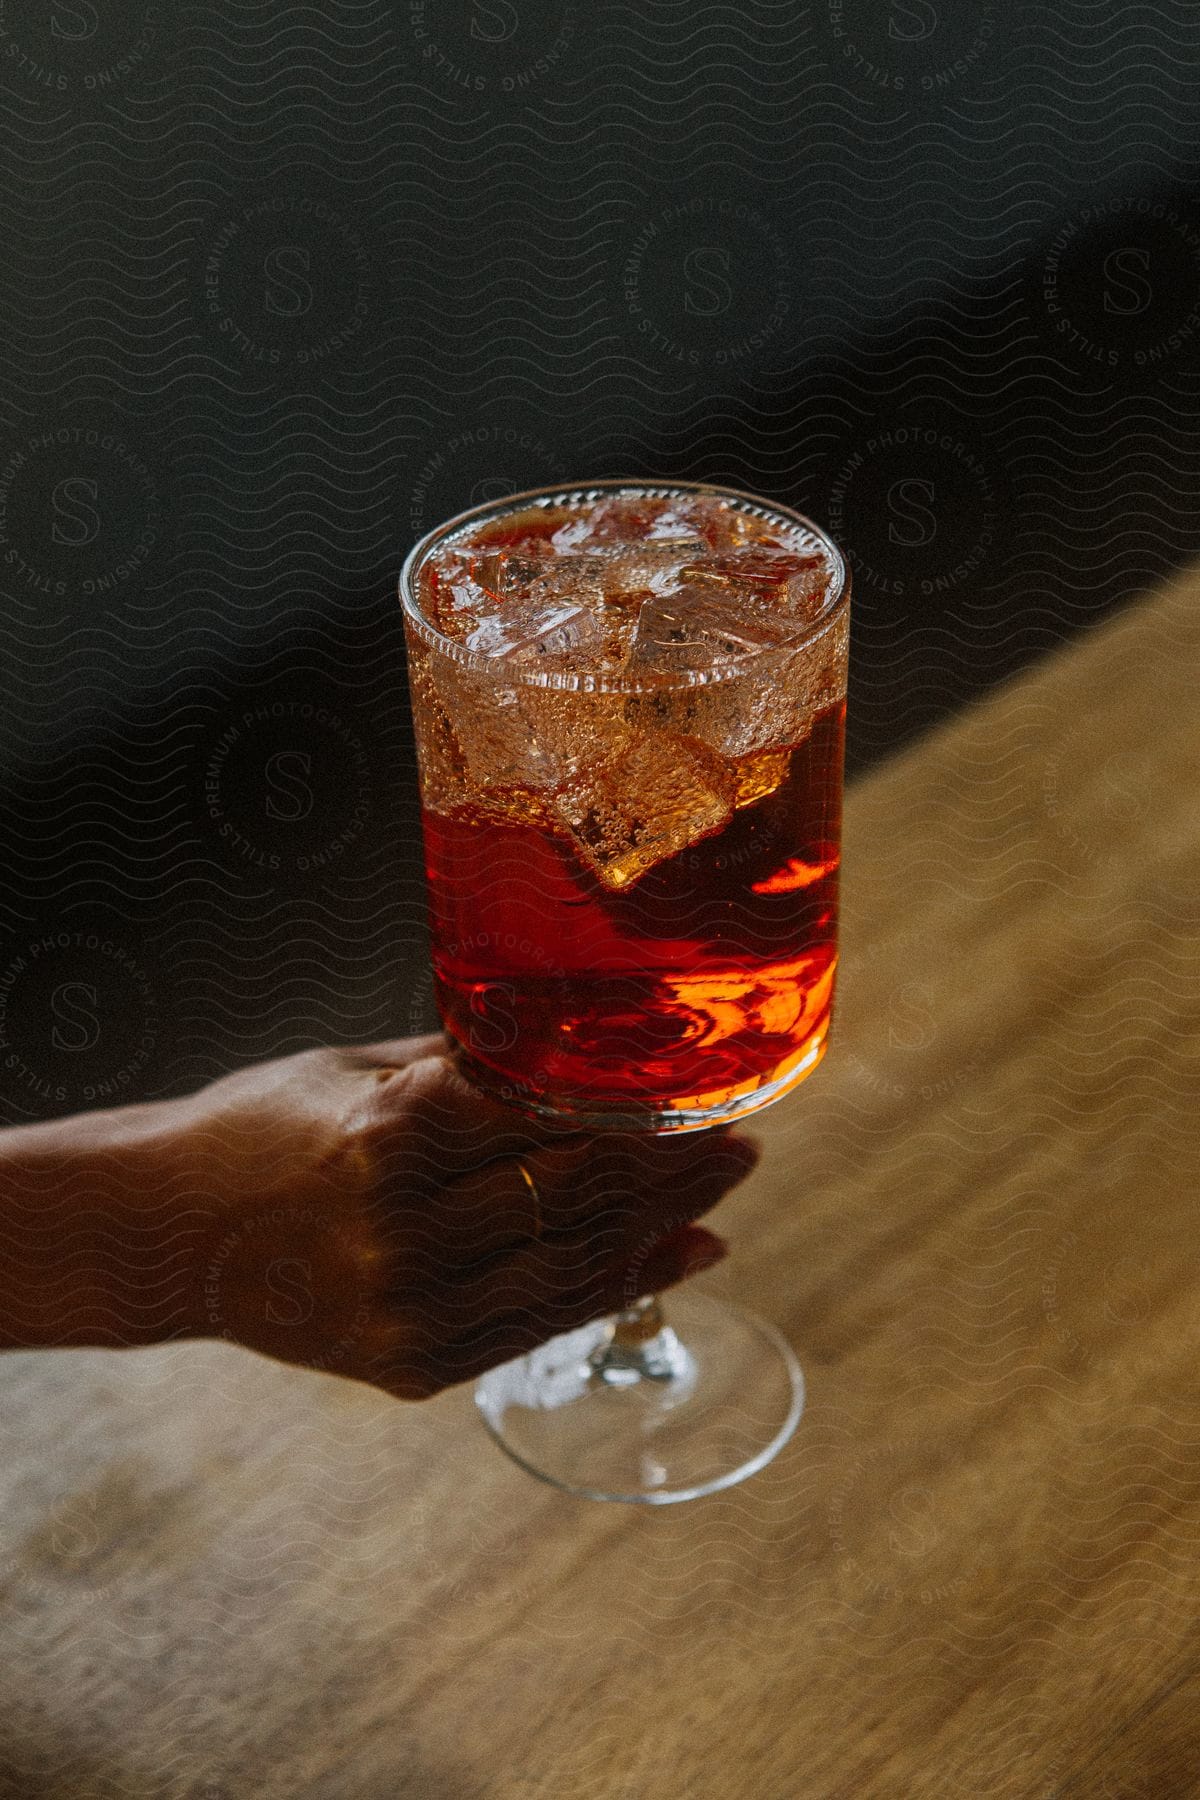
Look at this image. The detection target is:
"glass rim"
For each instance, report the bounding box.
[398,478,850,693]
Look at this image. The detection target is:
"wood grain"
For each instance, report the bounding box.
[2,570,1200,1799]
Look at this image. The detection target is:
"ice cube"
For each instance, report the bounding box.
[733,747,791,808]
[690,609,851,759]
[550,492,757,553]
[680,547,830,619]
[522,555,610,616]
[630,583,796,671]
[465,599,603,666]
[412,641,560,820]
[550,495,665,551]
[550,729,733,889]
[423,559,497,643]
[407,643,475,814]
[449,672,560,790]
[518,683,628,767]
[465,545,556,602]
[593,538,708,604]
[641,495,782,551]
[462,504,577,554]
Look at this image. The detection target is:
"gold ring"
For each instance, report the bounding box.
[514,1159,543,1239]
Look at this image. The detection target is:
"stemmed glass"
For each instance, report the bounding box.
[400,480,848,1503]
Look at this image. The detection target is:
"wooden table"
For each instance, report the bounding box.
[3,572,1199,1800]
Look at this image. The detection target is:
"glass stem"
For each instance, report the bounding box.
[611,1293,666,1345]
[586,1293,696,1388]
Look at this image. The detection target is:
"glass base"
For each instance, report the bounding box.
[474,1289,804,1504]
[452,1027,828,1134]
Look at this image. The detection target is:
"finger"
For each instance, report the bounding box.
[344,1032,450,1068]
[392,1231,614,1339]
[392,1226,728,1393]
[387,1131,757,1283]
[366,1051,580,1184]
[403,1156,546,1264]
[514,1130,760,1244]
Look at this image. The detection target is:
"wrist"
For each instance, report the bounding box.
[0,1096,213,1350]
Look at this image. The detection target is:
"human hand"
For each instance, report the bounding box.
[182,1035,758,1399]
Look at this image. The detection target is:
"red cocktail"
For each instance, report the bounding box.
[402,483,848,1131]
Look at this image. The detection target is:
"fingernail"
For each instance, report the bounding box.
[640,1228,728,1290]
[683,1233,729,1274]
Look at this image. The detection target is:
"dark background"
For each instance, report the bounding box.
[3,0,1199,1120]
